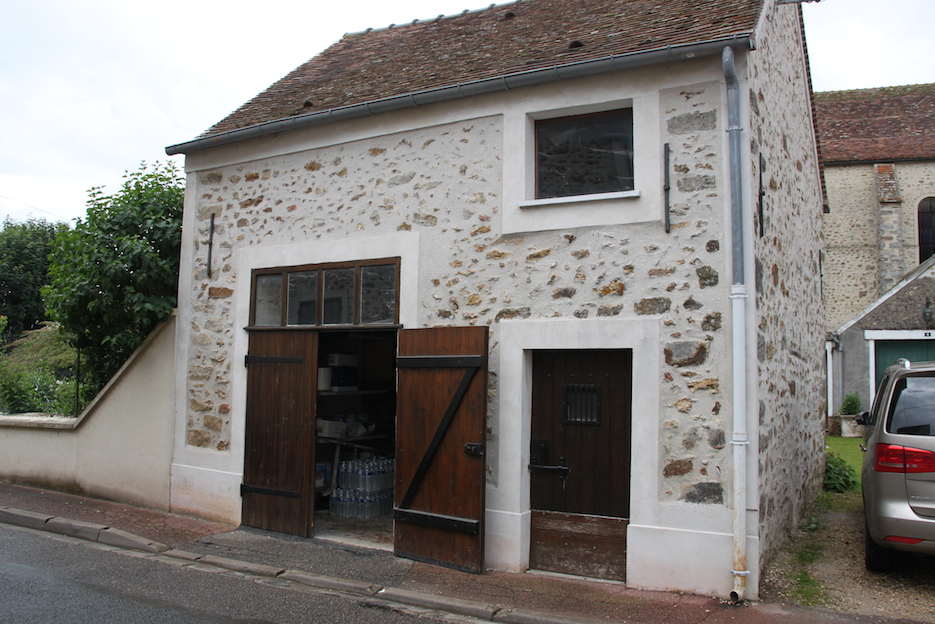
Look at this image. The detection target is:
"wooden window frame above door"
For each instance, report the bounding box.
[248,257,401,329]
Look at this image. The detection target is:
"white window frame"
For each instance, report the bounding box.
[501,92,660,234]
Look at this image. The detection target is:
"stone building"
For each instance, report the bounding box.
[817,84,935,414]
[165,0,825,600]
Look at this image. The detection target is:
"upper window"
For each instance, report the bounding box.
[250,258,399,327]
[535,108,634,200]
[919,198,935,264]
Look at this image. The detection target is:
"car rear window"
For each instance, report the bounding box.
[886,374,935,436]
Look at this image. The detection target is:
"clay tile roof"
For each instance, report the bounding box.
[202,0,764,138]
[814,84,935,165]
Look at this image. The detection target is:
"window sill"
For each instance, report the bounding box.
[518,189,641,209]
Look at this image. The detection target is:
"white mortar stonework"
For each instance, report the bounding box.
[824,161,935,330]
[746,4,826,567]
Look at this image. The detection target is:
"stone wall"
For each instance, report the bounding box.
[179,68,742,506]
[746,3,827,569]
[655,82,731,505]
[824,161,935,330]
[183,118,503,451]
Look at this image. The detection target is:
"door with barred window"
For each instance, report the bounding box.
[529,349,632,580]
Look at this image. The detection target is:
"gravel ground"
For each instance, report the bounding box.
[760,492,935,623]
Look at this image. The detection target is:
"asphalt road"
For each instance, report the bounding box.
[0,525,443,624]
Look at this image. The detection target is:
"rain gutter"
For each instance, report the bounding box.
[722,45,750,603]
[166,35,754,156]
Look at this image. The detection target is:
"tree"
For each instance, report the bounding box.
[0,217,65,342]
[44,162,184,395]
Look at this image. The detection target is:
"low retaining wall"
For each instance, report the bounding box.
[0,315,176,510]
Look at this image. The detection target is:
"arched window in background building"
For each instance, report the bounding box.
[919,198,935,263]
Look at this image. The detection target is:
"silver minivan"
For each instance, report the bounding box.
[858,359,935,571]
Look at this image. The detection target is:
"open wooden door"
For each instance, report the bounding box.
[242,330,318,537]
[394,326,488,573]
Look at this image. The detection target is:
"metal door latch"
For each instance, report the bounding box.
[529,456,571,479]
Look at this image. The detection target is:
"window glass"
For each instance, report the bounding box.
[254,274,283,326]
[536,109,634,199]
[886,374,935,436]
[322,268,356,325]
[919,198,935,263]
[287,271,318,325]
[360,264,397,324]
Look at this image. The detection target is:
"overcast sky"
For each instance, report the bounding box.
[2,0,933,225]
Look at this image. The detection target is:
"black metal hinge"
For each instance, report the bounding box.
[244,355,304,366]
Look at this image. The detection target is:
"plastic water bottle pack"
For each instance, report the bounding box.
[331,457,395,519]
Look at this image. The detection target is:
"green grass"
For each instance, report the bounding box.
[826,435,864,487]
[791,569,826,605]
[783,439,866,605]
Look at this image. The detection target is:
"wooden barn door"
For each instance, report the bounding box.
[242,330,318,537]
[529,349,632,581]
[394,326,488,573]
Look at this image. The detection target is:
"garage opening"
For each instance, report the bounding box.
[314,329,397,549]
[241,258,400,547]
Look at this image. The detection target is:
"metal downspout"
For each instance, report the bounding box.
[826,339,834,419]
[723,45,749,603]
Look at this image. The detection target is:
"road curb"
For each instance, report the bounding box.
[0,506,169,554]
[279,569,382,596]
[0,506,54,530]
[376,586,500,620]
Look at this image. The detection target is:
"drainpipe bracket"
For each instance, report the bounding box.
[731,569,751,576]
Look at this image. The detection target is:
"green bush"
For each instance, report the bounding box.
[824,453,858,493]
[53,378,80,415]
[0,362,39,413]
[840,392,862,415]
[0,361,78,415]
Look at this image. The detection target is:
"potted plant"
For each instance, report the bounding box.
[838,392,862,437]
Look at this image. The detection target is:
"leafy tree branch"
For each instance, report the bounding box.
[43,162,184,396]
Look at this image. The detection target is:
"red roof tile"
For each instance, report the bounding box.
[203,0,764,138]
[814,84,935,164]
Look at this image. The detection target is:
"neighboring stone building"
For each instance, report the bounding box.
[165,0,825,600]
[817,84,935,413]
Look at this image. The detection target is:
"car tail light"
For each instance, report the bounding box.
[885,536,924,544]
[873,444,935,473]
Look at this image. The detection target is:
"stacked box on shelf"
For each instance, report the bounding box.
[328,353,359,391]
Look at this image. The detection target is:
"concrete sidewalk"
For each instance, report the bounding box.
[0,483,902,624]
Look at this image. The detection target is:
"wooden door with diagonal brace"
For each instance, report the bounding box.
[394,326,488,573]
[242,330,318,537]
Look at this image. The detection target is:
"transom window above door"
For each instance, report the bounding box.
[250,258,399,327]
[535,108,634,200]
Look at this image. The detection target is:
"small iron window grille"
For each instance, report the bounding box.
[564,384,601,425]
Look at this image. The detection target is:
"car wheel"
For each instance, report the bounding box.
[864,519,896,572]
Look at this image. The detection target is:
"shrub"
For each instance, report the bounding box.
[840,392,862,415]
[0,360,78,415]
[824,453,858,493]
[0,362,42,413]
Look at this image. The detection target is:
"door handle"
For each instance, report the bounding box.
[529,456,571,479]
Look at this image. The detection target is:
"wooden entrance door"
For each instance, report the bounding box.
[529,349,632,580]
[242,330,318,537]
[394,326,488,573]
